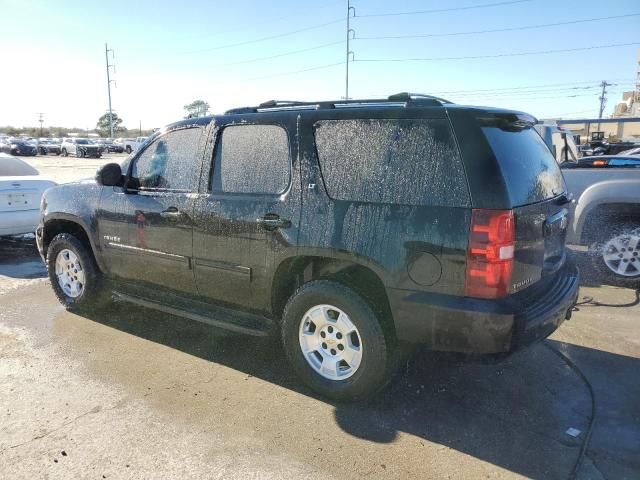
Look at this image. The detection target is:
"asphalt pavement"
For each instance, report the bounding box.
[0,156,638,479]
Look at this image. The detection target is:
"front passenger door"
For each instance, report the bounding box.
[113,126,204,295]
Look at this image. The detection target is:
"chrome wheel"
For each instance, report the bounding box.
[602,230,640,278]
[298,304,363,381]
[55,249,85,298]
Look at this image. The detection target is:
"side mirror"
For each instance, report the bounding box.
[96,163,123,187]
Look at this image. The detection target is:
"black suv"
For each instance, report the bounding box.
[36,94,579,400]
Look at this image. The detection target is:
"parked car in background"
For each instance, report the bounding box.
[561,155,640,169]
[121,136,148,154]
[618,146,640,156]
[97,138,124,153]
[591,140,640,155]
[0,153,56,237]
[577,144,593,157]
[535,125,640,283]
[0,138,38,156]
[37,139,62,155]
[37,94,579,400]
[60,138,102,158]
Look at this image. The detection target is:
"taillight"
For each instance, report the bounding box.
[465,209,515,299]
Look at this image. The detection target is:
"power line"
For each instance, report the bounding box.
[356,0,532,18]
[248,61,344,81]
[429,78,635,94]
[193,0,345,40]
[355,13,640,40]
[356,42,640,62]
[442,84,634,98]
[210,40,344,68]
[183,17,344,54]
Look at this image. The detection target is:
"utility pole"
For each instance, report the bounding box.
[105,43,116,138]
[139,120,142,137]
[345,1,355,100]
[37,113,44,137]
[597,80,612,132]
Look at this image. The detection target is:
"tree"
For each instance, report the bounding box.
[184,100,210,119]
[96,112,125,137]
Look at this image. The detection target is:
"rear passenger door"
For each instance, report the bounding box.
[192,119,301,312]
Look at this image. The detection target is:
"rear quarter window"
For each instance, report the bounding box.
[482,125,565,206]
[313,118,470,207]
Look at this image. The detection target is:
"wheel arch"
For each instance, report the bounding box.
[579,202,640,245]
[270,252,395,338]
[42,215,105,272]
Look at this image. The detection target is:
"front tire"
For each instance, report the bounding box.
[61,148,68,157]
[281,280,393,402]
[46,233,108,310]
[125,145,132,154]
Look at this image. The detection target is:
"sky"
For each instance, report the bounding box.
[0,0,638,131]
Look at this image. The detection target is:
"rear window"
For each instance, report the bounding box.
[482,124,565,206]
[314,118,470,207]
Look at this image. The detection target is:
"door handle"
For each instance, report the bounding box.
[160,207,186,220]
[257,214,291,230]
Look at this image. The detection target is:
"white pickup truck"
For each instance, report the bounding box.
[121,137,148,154]
[536,124,640,283]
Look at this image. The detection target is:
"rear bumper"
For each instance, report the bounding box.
[388,256,579,354]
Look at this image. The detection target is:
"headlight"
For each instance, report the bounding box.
[11,144,18,148]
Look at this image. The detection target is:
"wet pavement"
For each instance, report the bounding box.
[0,237,638,479]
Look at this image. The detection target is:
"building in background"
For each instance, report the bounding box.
[612,49,640,118]
[556,117,640,144]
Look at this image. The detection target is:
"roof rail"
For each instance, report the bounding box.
[387,92,453,104]
[223,93,452,115]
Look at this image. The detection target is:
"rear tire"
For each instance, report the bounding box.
[46,233,109,311]
[281,280,394,402]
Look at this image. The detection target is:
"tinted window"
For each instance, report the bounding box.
[131,127,202,191]
[482,126,565,206]
[212,124,290,194]
[314,118,469,206]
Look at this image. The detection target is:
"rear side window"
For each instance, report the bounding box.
[211,124,290,195]
[131,127,202,191]
[313,119,469,206]
[482,125,565,206]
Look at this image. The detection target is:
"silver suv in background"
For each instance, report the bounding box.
[60,138,102,158]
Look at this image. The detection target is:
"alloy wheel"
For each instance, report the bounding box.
[55,249,86,298]
[298,304,363,380]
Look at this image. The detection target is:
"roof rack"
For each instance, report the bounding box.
[223,92,452,115]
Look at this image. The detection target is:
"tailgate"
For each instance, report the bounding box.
[476,113,569,294]
[511,197,569,293]
[0,181,45,213]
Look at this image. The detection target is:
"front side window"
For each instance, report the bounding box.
[130,127,202,191]
[211,124,290,195]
